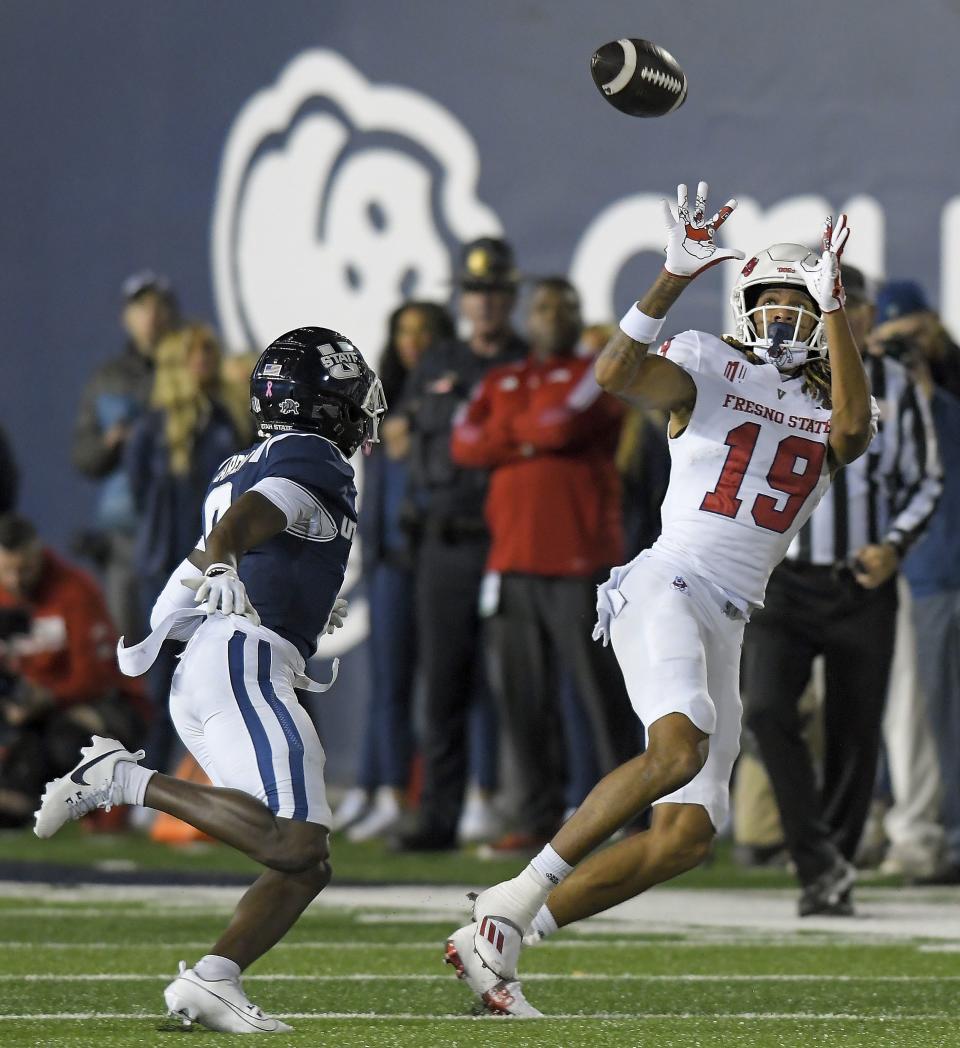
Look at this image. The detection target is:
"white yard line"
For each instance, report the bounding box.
[3,881,959,941]
[0,1011,954,1022]
[1,972,959,982]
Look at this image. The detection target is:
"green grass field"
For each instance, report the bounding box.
[1,826,958,1046]
[1,886,959,1047]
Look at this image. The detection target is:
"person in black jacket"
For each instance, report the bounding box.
[743,266,942,916]
[394,238,527,851]
[73,272,178,640]
[334,301,456,841]
[0,424,18,514]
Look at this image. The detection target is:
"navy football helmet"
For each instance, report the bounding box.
[250,327,387,456]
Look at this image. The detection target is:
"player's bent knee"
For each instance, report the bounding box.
[256,822,330,874]
[647,738,707,795]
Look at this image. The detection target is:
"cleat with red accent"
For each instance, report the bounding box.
[444,922,542,1018]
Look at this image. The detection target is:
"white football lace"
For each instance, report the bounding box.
[640,66,682,94]
[66,780,124,819]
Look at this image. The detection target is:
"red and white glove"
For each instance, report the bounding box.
[662,181,744,278]
[324,597,348,635]
[182,563,261,625]
[798,214,850,313]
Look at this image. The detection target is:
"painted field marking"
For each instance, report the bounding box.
[0,1011,956,1022]
[2,972,959,982]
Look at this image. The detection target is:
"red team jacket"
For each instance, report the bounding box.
[451,354,624,577]
[0,549,145,712]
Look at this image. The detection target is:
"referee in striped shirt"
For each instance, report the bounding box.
[743,264,942,916]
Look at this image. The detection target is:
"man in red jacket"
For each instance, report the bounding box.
[451,277,639,848]
[0,513,146,826]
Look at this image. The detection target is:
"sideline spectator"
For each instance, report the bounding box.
[875,281,960,883]
[0,423,18,513]
[0,514,147,826]
[393,238,527,851]
[219,350,262,446]
[334,301,455,841]
[124,324,240,770]
[72,272,178,639]
[451,276,639,851]
[743,265,942,915]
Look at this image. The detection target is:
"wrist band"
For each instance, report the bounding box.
[619,304,665,344]
[204,562,234,577]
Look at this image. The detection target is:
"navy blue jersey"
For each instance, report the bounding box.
[199,432,357,658]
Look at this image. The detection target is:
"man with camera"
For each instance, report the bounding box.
[0,514,146,826]
[743,265,942,916]
[872,281,960,883]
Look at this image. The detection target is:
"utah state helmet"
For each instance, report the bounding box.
[250,327,387,456]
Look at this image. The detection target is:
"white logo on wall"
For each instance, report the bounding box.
[211,49,501,359]
[211,50,503,655]
[570,193,885,328]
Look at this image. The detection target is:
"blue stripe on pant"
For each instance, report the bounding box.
[227,631,280,813]
[256,639,309,821]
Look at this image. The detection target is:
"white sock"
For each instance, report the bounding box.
[530,904,559,941]
[113,760,156,807]
[194,954,241,982]
[482,866,552,931]
[530,844,574,887]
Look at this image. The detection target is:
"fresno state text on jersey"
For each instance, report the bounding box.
[653,330,834,607]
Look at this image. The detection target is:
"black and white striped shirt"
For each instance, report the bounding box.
[787,354,942,565]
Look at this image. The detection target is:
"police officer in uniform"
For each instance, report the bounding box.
[395,238,527,850]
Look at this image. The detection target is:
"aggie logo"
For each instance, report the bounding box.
[211,50,502,359]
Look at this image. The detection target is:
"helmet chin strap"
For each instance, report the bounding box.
[755,321,812,371]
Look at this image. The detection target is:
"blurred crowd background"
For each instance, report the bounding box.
[3,3,960,907]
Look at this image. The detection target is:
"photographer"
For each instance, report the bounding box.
[0,514,147,827]
[872,281,960,883]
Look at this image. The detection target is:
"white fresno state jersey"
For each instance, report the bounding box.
[652,329,834,607]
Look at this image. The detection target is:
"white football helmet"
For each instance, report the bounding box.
[730,244,822,371]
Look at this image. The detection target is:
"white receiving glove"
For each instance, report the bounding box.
[182,563,261,625]
[324,597,349,635]
[662,181,744,278]
[798,214,850,313]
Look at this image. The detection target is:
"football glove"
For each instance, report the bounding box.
[324,597,348,634]
[663,181,744,278]
[798,214,850,313]
[182,563,261,625]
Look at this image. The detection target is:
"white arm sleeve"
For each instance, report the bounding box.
[150,556,203,631]
[249,476,323,527]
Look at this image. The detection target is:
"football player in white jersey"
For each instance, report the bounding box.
[445,181,876,1017]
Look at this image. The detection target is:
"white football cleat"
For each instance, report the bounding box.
[467,884,533,979]
[445,922,542,1018]
[34,735,145,839]
[164,962,293,1034]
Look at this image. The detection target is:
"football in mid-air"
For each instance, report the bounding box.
[590,38,688,118]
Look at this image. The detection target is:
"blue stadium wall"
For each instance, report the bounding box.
[4,0,958,780]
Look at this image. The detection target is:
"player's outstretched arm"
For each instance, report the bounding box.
[595,181,743,409]
[594,269,693,404]
[799,215,873,465]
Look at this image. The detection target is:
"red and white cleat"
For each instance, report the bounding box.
[444,922,542,1018]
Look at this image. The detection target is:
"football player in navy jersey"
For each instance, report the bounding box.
[34,327,386,1034]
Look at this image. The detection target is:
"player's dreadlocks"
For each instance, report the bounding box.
[721,336,832,409]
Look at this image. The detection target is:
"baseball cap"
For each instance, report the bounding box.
[455,237,519,291]
[839,263,869,303]
[122,269,172,302]
[875,280,930,323]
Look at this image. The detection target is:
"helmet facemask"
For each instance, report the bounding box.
[731,245,824,372]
